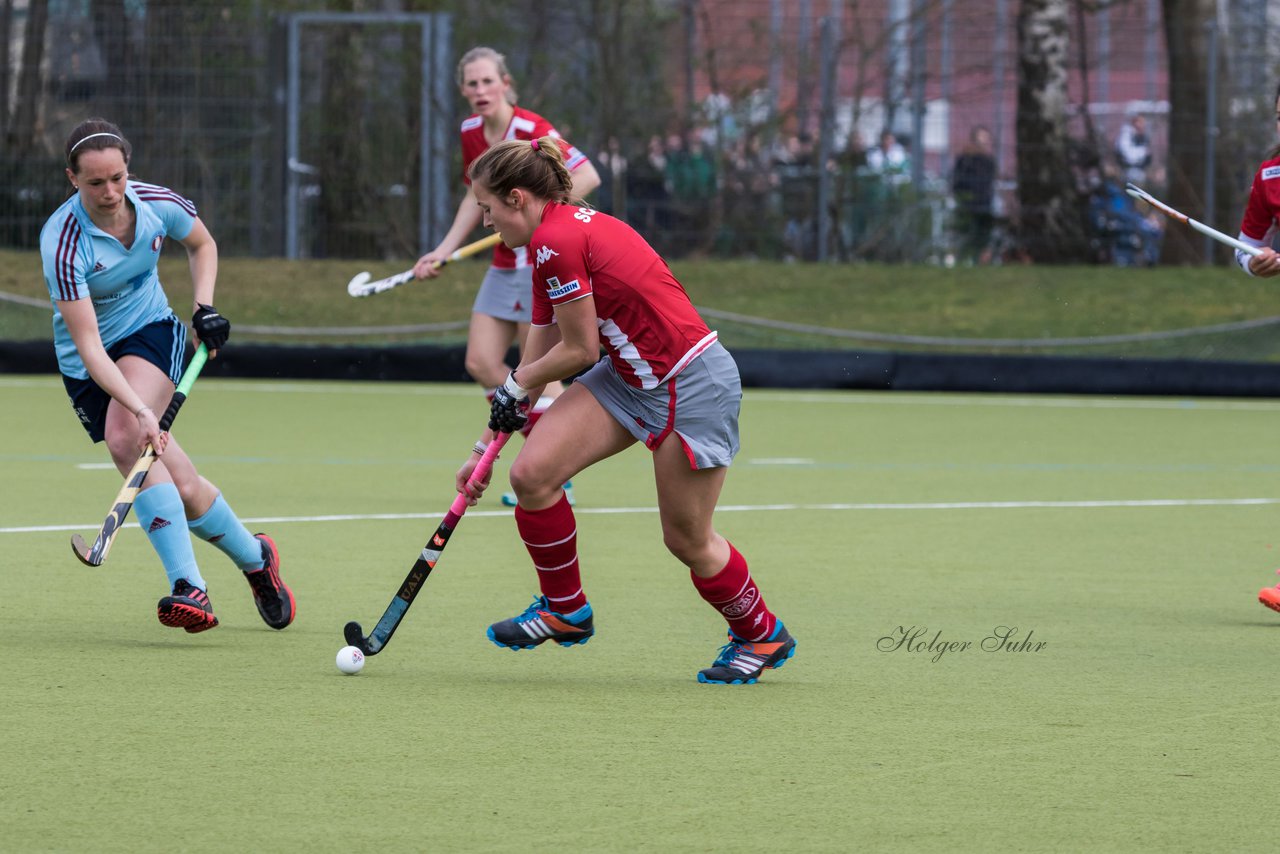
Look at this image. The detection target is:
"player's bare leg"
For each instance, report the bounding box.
[652,435,795,684]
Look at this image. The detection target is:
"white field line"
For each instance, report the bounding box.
[6,375,1280,411]
[6,497,1278,535]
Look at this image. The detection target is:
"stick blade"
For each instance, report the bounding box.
[70,533,102,567]
[344,621,379,655]
[346,272,372,297]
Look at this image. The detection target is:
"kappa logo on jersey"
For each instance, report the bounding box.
[1263,166,1280,181]
[545,276,581,299]
[573,207,597,223]
[150,234,163,252]
[535,245,559,266]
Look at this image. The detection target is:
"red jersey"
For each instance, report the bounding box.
[530,203,718,389]
[459,107,589,269]
[1238,155,1280,259]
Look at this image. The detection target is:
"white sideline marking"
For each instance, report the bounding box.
[75,463,118,470]
[7,375,1280,411]
[749,458,815,465]
[6,497,1278,535]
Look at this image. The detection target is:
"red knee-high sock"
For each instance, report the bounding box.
[690,542,776,642]
[514,493,587,613]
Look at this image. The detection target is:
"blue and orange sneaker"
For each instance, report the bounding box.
[487,595,594,649]
[697,622,796,684]
[243,533,295,630]
[157,579,219,634]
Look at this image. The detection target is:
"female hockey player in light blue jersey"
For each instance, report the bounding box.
[41,118,295,636]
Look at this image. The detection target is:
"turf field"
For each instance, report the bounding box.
[2,376,1277,852]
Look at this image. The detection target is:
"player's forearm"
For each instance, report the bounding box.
[437,192,484,254]
[569,161,602,199]
[187,240,218,308]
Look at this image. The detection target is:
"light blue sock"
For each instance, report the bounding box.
[187,493,264,571]
[134,483,206,591]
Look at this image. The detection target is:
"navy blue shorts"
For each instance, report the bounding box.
[62,315,185,443]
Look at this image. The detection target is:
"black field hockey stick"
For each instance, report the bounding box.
[344,430,511,655]
[71,343,210,567]
[1124,183,1264,258]
[346,232,503,297]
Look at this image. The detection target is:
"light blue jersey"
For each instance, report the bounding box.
[40,181,197,379]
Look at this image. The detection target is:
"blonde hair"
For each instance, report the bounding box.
[457,46,517,105]
[469,137,575,205]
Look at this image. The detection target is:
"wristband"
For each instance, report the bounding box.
[502,371,528,399]
[134,405,153,417]
[472,441,488,456]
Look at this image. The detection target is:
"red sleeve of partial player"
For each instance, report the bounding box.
[1240,160,1280,240]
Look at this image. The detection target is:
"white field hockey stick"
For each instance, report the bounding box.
[1124,183,1264,258]
[346,232,504,297]
[71,344,210,567]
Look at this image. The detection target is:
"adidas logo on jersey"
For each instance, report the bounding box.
[148,517,172,533]
[92,261,106,273]
[535,245,558,266]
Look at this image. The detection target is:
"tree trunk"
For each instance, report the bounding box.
[1160,0,1223,264]
[1015,0,1089,262]
[0,0,14,138]
[9,0,49,154]
[91,0,131,121]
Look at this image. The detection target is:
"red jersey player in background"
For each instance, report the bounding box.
[454,136,796,685]
[1237,81,1280,613]
[414,46,600,507]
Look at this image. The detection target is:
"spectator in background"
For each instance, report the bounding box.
[865,129,909,180]
[951,125,997,265]
[626,134,670,242]
[595,135,627,216]
[1115,113,1152,185]
[775,132,819,260]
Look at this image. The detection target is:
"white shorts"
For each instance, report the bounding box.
[577,342,742,470]
[472,265,534,323]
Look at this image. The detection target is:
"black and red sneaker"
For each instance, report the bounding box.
[243,533,295,630]
[157,579,220,634]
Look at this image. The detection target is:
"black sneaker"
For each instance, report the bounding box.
[697,622,796,684]
[157,579,220,633]
[243,533,295,630]
[486,595,594,649]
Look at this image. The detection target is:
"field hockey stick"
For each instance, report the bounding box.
[1124,183,1264,258]
[71,344,210,567]
[346,232,504,297]
[344,430,512,656]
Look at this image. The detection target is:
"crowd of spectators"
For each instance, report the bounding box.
[588,114,1163,266]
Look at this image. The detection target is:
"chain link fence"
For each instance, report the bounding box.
[2,1,1275,263]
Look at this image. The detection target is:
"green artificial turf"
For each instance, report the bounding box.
[2,378,1278,851]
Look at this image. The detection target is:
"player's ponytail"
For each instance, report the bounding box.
[470,136,575,205]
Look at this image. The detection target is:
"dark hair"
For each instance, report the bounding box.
[65,118,131,172]
[469,136,575,204]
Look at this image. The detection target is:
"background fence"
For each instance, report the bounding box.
[2,0,1276,265]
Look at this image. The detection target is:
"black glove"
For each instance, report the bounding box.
[192,303,230,350]
[489,372,530,434]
